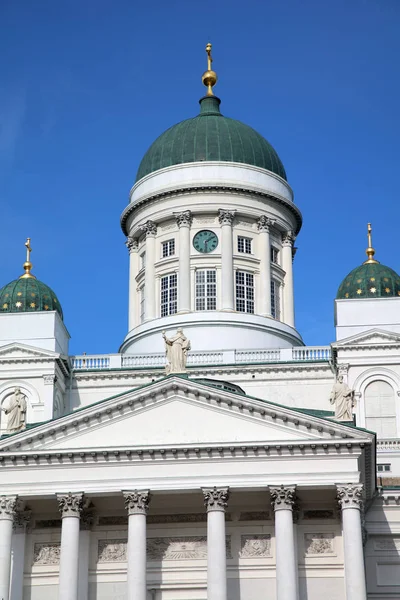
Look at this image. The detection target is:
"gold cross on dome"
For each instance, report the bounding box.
[25,237,32,262]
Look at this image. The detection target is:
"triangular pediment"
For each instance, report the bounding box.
[0,342,60,360]
[0,377,372,453]
[333,328,400,348]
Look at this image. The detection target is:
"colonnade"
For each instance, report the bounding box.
[0,483,366,600]
[126,210,296,329]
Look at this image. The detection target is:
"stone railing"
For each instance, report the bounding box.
[71,346,331,371]
[377,439,400,452]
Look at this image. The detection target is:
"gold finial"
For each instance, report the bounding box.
[364,223,379,264]
[20,237,36,279]
[202,42,217,96]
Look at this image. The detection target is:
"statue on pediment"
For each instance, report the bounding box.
[329,375,354,421]
[162,329,191,374]
[2,387,27,433]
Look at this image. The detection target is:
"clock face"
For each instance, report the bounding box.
[193,230,219,253]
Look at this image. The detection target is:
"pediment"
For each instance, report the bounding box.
[333,328,400,348]
[0,377,372,454]
[0,342,59,360]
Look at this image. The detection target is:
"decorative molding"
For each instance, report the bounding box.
[176,210,192,228]
[336,484,364,510]
[257,216,275,233]
[57,492,84,518]
[0,495,18,520]
[240,534,271,557]
[13,509,32,532]
[43,374,57,385]
[148,536,232,560]
[303,509,335,520]
[237,219,255,229]
[282,230,296,247]
[218,209,235,226]
[304,533,334,555]
[373,538,400,551]
[81,504,96,530]
[98,539,127,562]
[270,485,297,511]
[34,519,62,529]
[124,490,151,515]
[33,542,61,565]
[139,220,157,237]
[148,513,208,524]
[98,516,128,526]
[125,237,139,253]
[239,511,270,521]
[194,217,217,225]
[203,486,230,512]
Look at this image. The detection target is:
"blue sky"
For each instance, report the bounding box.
[1,0,399,354]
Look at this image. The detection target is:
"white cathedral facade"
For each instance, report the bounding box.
[0,46,399,600]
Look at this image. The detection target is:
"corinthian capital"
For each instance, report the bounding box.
[126,237,139,253]
[257,216,275,232]
[218,209,235,226]
[0,495,18,521]
[202,486,230,512]
[176,211,192,228]
[139,220,157,237]
[336,484,364,510]
[123,490,151,515]
[13,508,32,532]
[57,492,84,518]
[270,485,297,511]
[282,230,296,247]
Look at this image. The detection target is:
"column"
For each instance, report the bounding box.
[126,237,139,331]
[218,210,235,311]
[336,484,367,600]
[124,490,151,600]
[42,374,57,421]
[0,495,17,600]
[10,508,31,600]
[140,221,157,321]
[257,216,274,317]
[78,506,95,600]
[176,211,192,312]
[203,486,230,600]
[57,492,84,600]
[281,231,296,328]
[270,485,297,600]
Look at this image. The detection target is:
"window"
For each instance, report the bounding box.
[195,270,217,310]
[365,380,397,438]
[238,236,252,254]
[271,246,279,264]
[236,271,254,313]
[377,464,391,473]
[140,286,145,323]
[140,252,146,270]
[162,239,175,258]
[271,280,281,320]
[160,274,177,317]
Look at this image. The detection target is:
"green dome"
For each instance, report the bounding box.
[0,277,63,319]
[337,262,400,300]
[136,96,287,183]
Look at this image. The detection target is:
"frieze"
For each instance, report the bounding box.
[303,510,335,520]
[33,542,61,565]
[147,536,232,560]
[98,516,128,526]
[98,539,127,562]
[240,534,271,557]
[35,519,62,529]
[373,538,400,552]
[239,511,270,521]
[304,533,334,555]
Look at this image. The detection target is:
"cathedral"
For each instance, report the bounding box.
[0,45,399,600]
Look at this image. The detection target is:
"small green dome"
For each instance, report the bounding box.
[136,96,287,183]
[0,277,63,319]
[337,262,400,300]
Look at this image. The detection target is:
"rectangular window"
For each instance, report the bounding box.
[140,252,146,270]
[238,236,252,254]
[195,270,217,310]
[140,286,145,323]
[235,271,254,313]
[162,239,175,258]
[160,274,177,317]
[271,246,279,264]
[271,280,281,320]
[377,464,391,472]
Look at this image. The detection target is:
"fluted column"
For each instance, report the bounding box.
[0,495,17,600]
[124,490,151,600]
[176,211,192,312]
[281,231,295,328]
[10,507,31,600]
[258,216,274,316]
[336,484,367,600]
[126,237,139,331]
[218,210,235,311]
[270,485,297,600]
[57,492,84,600]
[203,487,230,600]
[140,221,157,321]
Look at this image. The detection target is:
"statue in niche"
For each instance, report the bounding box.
[329,375,354,421]
[2,387,27,433]
[162,328,191,374]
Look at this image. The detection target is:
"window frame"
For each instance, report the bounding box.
[270,279,281,320]
[161,239,175,258]
[235,270,254,313]
[160,273,178,317]
[237,236,252,255]
[195,269,217,311]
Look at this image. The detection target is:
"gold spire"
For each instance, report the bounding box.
[19,237,36,279]
[202,43,217,96]
[364,223,379,264]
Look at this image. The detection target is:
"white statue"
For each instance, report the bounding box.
[162,328,191,374]
[329,375,354,421]
[2,387,27,433]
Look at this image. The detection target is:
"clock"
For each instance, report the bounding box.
[193,230,219,253]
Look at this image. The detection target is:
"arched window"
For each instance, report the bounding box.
[365,380,397,438]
